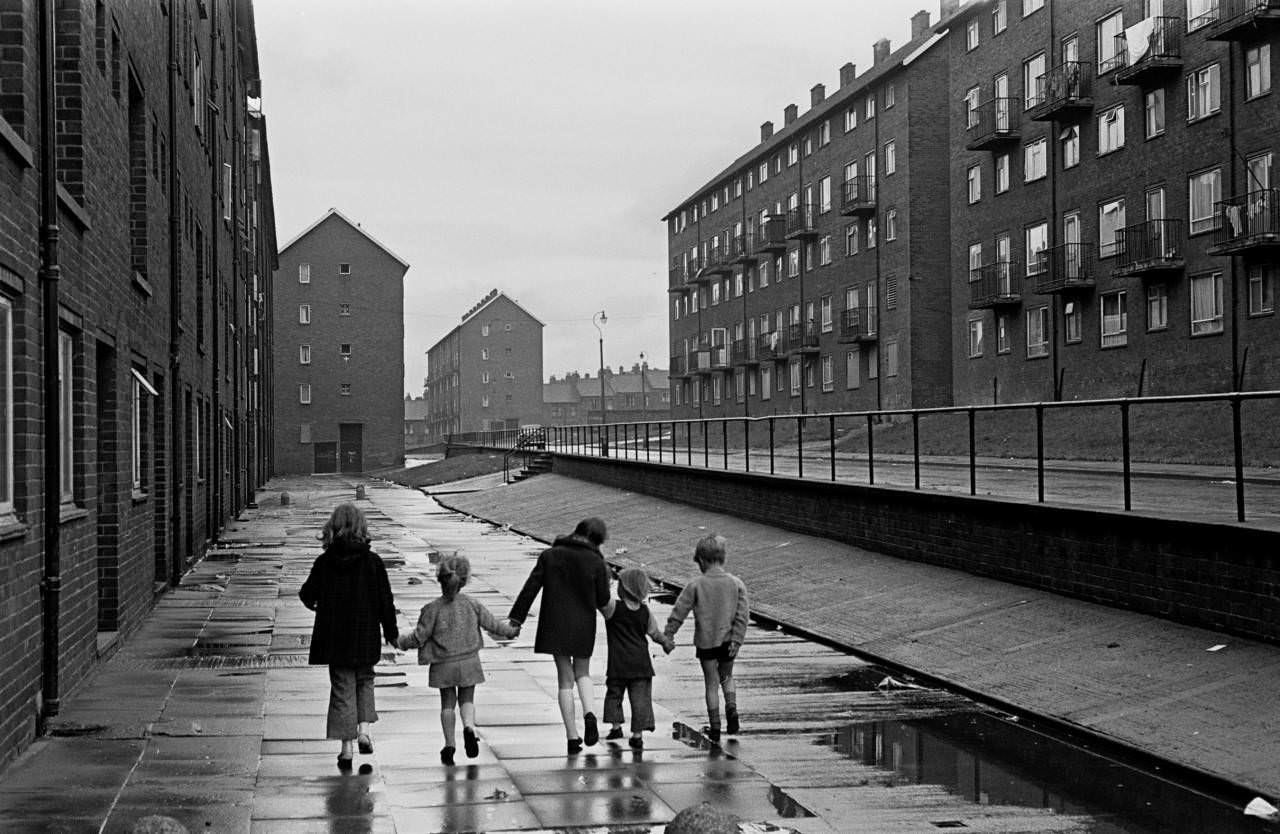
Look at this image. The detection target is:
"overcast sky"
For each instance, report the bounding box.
[256,0,928,395]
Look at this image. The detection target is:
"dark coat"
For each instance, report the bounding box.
[299,538,398,667]
[508,533,610,657]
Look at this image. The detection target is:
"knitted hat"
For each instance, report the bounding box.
[617,568,651,602]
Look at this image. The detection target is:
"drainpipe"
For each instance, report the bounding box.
[742,191,750,418]
[167,0,183,585]
[38,0,62,725]
[210,0,221,532]
[1228,40,1240,390]
[872,91,883,411]
[1047,0,1061,401]
[230,0,242,510]
[797,155,807,415]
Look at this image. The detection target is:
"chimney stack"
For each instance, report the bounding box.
[872,38,891,66]
[784,103,798,125]
[939,0,960,19]
[839,62,857,87]
[761,120,774,142]
[911,10,931,39]
[810,83,826,107]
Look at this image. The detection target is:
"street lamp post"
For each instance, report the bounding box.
[593,310,608,456]
[639,352,648,423]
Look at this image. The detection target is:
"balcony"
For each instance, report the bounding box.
[667,260,687,294]
[839,176,877,217]
[785,204,820,240]
[1113,17,1184,86]
[837,308,878,343]
[703,243,735,277]
[685,253,702,284]
[755,332,780,362]
[1033,243,1095,294]
[732,338,759,366]
[731,233,755,264]
[1029,62,1093,122]
[968,262,1021,309]
[787,322,820,354]
[1210,189,1280,255]
[1206,0,1280,40]
[1114,219,1186,278]
[752,216,788,255]
[965,98,1020,151]
[669,354,689,377]
[693,344,729,374]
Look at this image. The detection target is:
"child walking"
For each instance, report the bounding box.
[397,555,519,766]
[299,503,399,773]
[663,535,750,744]
[599,567,674,751]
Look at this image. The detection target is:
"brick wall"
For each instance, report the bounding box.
[554,455,1280,644]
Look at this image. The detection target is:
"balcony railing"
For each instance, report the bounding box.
[1114,219,1186,277]
[703,243,734,276]
[694,344,729,372]
[1206,0,1280,40]
[965,97,1020,150]
[837,308,878,343]
[731,338,759,365]
[1030,61,1093,121]
[669,354,688,377]
[752,216,788,254]
[839,176,877,216]
[1034,243,1095,294]
[668,259,686,293]
[785,204,820,239]
[968,262,1021,308]
[731,233,754,263]
[1113,17,1184,85]
[1210,189,1280,255]
[756,332,780,361]
[787,322,820,353]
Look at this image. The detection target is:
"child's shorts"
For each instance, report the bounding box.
[695,642,734,661]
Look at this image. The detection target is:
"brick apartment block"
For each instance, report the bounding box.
[0,0,276,769]
[272,210,408,474]
[665,0,1280,417]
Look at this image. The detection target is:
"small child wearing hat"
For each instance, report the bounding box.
[599,567,674,750]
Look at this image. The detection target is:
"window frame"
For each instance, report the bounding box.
[1188,168,1222,236]
[1186,63,1221,122]
[1246,43,1272,99]
[995,153,1010,193]
[1100,290,1128,347]
[1097,104,1125,155]
[1147,283,1169,331]
[1026,306,1050,357]
[298,263,311,284]
[1024,137,1047,182]
[1190,271,1224,335]
[299,344,311,365]
[58,330,75,504]
[967,164,982,204]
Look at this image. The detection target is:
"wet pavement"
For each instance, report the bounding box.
[0,475,1275,833]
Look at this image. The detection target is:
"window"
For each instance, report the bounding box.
[1190,272,1223,334]
[1101,291,1128,347]
[885,342,898,377]
[885,209,898,241]
[340,343,352,357]
[1026,306,1049,357]
[818,120,831,146]
[299,344,311,364]
[1024,53,1046,109]
[821,355,834,392]
[995,154,1010,193]
[802,136,812,157]
[298,304,311,324]
[338,262,350,275]
[1248,265,1274,315]
[967,19,980,51]
[300,423,311,444]
[819,175,832,213]
[1023,0,1044,15]
[885,84,895,108]
[338,303,351,316]
[298,382,311,405]
[819,235,832,265]
[481,370,490,383]
[968,318,985,357]
[339,383,352,396]
[964,86,981,128]
[846,223,859,255]
[711,192,720,211]
[788,143,798,165]
[884,141,897,175]
[1026,221,1048,275]
[481,323,490,337]
[58,331,74,503]
[865,94,875,119]
[969,243,984,280]
[820,295,833,332]
[760,365,772,400]
[789,358,801,396]
[867,216,878,248]
[967,165,982,204]
[845,108,857,132]
[481,395,490,408]
[759,162,769,184]
[787,249,800,277]
[868,345,879,379]
[298,263,311,284]
[997,314,1011,353]
[1097,12,1124,74]
[1024,137,1047,181]
[1187,64,1221,120]
[1098,105,1125,154]
[1061,125,1080,168]
[1187,0,1217,31]
[1147,283,1169,330]
[1145,89,1165,138]
[1247,44,1271,99]
[845,349,861,389]
[993,0,1007,33]
[1099,198,1126,257]
[1189,168,1221,235]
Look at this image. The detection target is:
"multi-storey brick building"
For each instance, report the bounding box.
[0,0,275,768]
[951,0,1280,402]
[664,9,955,419]
[272,209,408,474]
[425,290,544,438]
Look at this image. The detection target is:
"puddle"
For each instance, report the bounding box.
[670,722,814,820]
[833,712,1271,833]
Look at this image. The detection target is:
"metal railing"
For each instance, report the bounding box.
[785,204,820,238]
[969,262,1019,308]
[1035,243,1094,294]
[1116,219,1185,274]
[840,176,877,214]
[967,97,1020,147]
[1031,61,1092,114]
[457,391,1280,524]
[752,216,788,253]
[838,308,877,342]
[1213,189,1280,252]
[1112,16,1183,76]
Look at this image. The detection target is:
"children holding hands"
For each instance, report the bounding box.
[599,567,675,750]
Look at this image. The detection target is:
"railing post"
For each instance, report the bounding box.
[744,420,751,473]
[722,420,729,470]
[797,416,804,479]
[645,422,651,461]
[703,420,709,468]
[1233,396,1245,522]
[1036,405,1045,503]
[687,422,693,466]
[769,418,776,475]
[866,414,875,485]
[1121,402,1132,512]
[829,415,837,482]
[968,407,977,496]
[912,411,920,490]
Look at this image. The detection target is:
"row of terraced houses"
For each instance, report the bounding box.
[0,0,275,768]
[665,0,1280,417]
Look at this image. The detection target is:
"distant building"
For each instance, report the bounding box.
[404,395,429,448]
[426,290,544,437]
[273,210,409,473]
[543,366,670,425]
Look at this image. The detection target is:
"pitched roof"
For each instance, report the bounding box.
[459,289,545,328]
[277,208,410,269]
[543,381,581,404]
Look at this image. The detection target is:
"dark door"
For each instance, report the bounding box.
[314,442,338,474]
[339,423,363,473]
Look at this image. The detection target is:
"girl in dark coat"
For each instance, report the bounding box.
[508,517,611,754]
[299,503,399,772]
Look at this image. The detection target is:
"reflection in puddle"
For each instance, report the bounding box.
[835,712,1270,833]
[670,722,814,819]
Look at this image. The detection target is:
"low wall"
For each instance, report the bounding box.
[552,455,1280,644]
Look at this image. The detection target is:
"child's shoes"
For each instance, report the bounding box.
[336,755,353,773]
[726,707,740,736]
[705,725,721,744]
[605,727,624,741]
[357,733,374,755]
[583,712,599,746]
[566,737,583,755]
[628,735,644,751]
[440,745,455,766]
[463,726,480,759]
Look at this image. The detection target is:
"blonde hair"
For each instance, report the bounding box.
[695,534,726,565]
[322,503,369,548]
[437,554,471,600]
